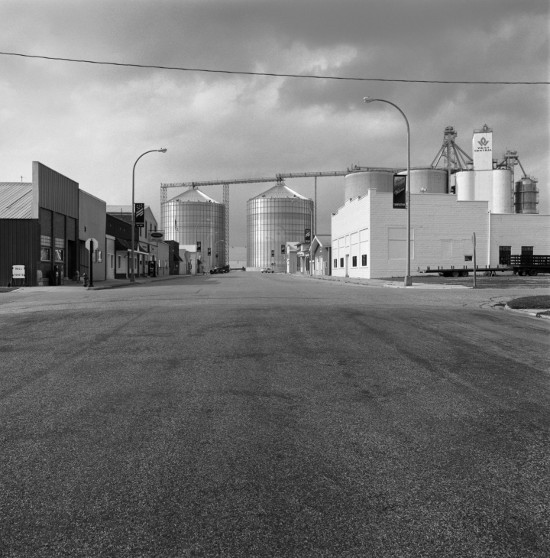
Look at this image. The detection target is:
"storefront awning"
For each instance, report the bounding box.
[115,238,132,251]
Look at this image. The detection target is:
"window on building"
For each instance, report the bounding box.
[41,247,51,261]
[362,254,367,266]
[340,258,344,268]
[464,255,473,261]
[110,254,114,269]
[521,246,533,255]
[352,256,357,267]
[333,259,337,268]
[499,246,511,265]
[117,255,121,269]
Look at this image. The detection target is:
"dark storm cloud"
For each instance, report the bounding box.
[0,0,548,226]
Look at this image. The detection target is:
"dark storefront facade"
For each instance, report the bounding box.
[0,162,79,286]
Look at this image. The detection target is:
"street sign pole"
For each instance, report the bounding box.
[89,239,94,288]
[472,232,477,289]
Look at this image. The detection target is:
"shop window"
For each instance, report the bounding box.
[362,254,367,266]
[54,249,64,262]
[352,256,357,267]
[41,247,51,261]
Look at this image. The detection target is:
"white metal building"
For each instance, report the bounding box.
[331,125,549,279]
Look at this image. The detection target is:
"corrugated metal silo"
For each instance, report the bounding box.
[247,181,314,272]
[456,171,476,201]
[344,171,394,200]
[514,177,539,214]
[163,187,226,269]
[492,169,514,213]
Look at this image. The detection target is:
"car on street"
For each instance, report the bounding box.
[210,265,230,274]
[261,267,274,273]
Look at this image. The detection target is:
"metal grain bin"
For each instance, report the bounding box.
[247,181,314,272]
[163,187,226,269]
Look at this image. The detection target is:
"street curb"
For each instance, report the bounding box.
[504,304,550,320]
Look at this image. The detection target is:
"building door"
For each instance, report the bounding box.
[67,240,76,280]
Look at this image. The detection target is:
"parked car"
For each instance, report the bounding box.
[210,265,230,274]
[261,267,274,273]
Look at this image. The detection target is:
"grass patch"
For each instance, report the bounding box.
[507,295,550,309]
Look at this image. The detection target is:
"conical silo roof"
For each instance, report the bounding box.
[168,187,220,204]
[251,181,308,200]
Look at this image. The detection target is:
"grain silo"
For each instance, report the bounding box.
[344,171,395,200]
[247,181,314,272]
[455,170,476,201]
[163,187,226,271]
[514,177,539,214]
[492,169,514,213]
[397,168,448,194]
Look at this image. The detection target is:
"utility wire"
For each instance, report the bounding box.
[0,51,548,85]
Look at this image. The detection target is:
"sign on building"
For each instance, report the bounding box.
[12,265,25,279]
[304,228,311,243]
[393,175,406,209]
[134,203,145,228]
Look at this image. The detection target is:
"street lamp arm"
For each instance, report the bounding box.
[133,148,168,174]
[363,98,410,135]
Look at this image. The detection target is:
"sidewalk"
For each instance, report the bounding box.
[292,273,470,289]
[66,274,189,290]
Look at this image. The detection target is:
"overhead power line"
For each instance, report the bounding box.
[0,51,548,85]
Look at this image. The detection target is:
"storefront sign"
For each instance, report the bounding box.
[12,265,25,279]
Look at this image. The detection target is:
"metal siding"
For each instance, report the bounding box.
[0,220,40,286]
[34,162,79,218]
[0,183,33,218]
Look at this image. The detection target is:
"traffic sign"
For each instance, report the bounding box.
[85,238,98,251]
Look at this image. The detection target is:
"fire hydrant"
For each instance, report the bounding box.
[82,273,88,287]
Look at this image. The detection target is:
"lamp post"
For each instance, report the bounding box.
[131,148,167,282]
[363,98,412,287]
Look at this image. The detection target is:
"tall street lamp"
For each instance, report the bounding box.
[131,148,167,282]
[363,98,412,287]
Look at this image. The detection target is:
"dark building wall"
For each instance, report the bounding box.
[0,220,40,286]
[106,214,132,241]
[34,161,79,218]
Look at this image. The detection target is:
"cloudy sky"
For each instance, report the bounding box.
[1,0,548,245]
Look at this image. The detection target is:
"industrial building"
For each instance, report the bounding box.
[331,125,549,280]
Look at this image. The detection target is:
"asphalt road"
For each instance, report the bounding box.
[0,274,549,557]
